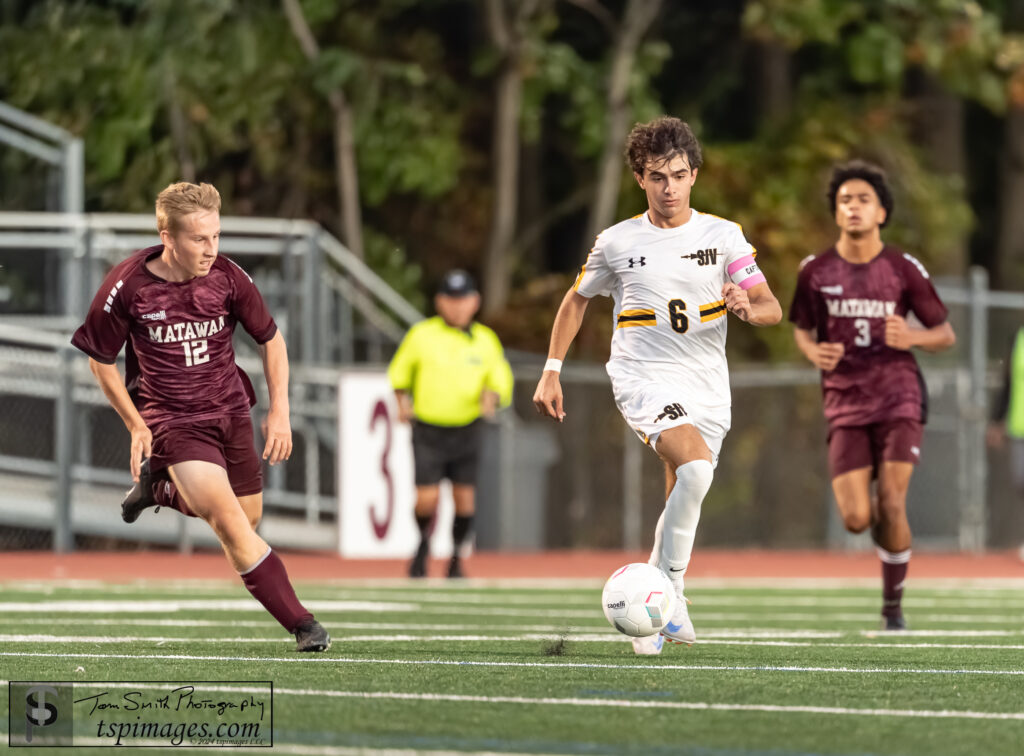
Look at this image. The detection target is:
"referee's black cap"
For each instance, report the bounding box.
[437,269,477,297]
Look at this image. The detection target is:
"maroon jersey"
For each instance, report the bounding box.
[71,246,277,428]
[788,245,948,428]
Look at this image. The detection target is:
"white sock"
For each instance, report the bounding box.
[648,511,665,567]
[659,460,714,592]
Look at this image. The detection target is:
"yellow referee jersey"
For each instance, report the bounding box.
[387,316,514,427]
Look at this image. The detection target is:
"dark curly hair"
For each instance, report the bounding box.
[827,160,894,228]
[625,116,703,176]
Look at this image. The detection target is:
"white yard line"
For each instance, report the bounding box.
[0,599,417,613]
[5,576,1024,592]
[4,616,1024,639]
[3,681,1022,725]
[4,632,1024,651]
[2,650,1023,677]
[293,591,1024,610]
[8,681,1021,721]
[4,599,1022,623]
[0,738,548,756]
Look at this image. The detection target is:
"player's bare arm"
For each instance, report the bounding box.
[394,390,414,423]
[793,327,845,371]
[722,281,782,326]
[533,289,590,422]
[480,389,500,418]
[88,358,152,481]
[257,330,292,466]
[884,316,956,352]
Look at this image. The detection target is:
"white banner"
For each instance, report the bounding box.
[337,369,454,558]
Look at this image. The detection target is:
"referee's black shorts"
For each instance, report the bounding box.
[411,419,482,486]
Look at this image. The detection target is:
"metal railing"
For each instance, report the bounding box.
[0,212,422,363]
[0,101,83,214]
[1,244,1023,552]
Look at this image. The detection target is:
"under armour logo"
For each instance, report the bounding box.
[628,257,646,268]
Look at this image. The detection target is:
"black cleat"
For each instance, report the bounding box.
[409,541,429,578]
[121,458,157,523]
[447,556,464,579]
[882,613,907,631]
[294,619,331,652]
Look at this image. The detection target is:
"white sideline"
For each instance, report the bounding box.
[2,650,1024,677]
[0,599,417,613]
[3,616,1024,639]
[7,632,1024,652]
[0,739,535,756]
[243,689,1024,721]
[4,680,1021,721]
[4,576,1024,591]
[268,590,1024,610]
[4,599,1023,623]
[3,681,1022,724]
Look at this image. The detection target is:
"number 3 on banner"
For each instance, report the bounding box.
[368,399,394,539]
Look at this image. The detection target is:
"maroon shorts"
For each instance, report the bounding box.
[828,419,923,479]
[150,415,263,496]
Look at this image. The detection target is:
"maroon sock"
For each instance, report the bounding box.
[153,479,197,518]
[240,549,314,632]
[878,548,910,617]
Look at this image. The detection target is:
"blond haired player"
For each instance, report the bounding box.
[72,182,329,652]
[533,117,782,654]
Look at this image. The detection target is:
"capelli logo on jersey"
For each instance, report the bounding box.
[141,310,167,321]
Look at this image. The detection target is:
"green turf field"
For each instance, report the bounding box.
[2,576,1023,755]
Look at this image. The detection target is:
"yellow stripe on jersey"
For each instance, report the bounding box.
[699,299,727,323]
[572,264,587,291]
[616,308,657,328]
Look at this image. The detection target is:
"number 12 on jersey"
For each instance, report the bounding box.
[183,339,209,366]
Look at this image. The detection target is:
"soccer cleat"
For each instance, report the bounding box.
[631,633,664,655]
[121,457,158,523]
[447,555,464,579]
[294,619,331,652]
[409,541,429,578]
[882,613,907,631]
[661,596,696,646]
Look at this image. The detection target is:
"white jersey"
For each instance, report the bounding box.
[574,209,765,410]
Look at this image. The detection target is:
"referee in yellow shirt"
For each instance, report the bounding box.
[388,270,514,578]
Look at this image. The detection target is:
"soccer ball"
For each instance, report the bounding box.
[601,563,677,637]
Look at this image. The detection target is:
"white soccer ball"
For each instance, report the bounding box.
[601,562,677,637]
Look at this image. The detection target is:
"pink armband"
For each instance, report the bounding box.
[727,254,766,290]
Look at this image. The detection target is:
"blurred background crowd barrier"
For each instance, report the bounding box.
[1,203,1022,555]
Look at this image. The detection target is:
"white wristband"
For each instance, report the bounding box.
[544,358,563,373]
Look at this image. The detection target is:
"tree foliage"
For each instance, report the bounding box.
[2,1,1023,355]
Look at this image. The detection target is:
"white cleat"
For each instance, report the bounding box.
[630,633,664,655]
[660,596,695,646]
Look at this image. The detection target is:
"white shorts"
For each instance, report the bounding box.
[606,360,731,468]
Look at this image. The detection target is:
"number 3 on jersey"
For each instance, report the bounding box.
[853,318,871,347]
[182,339,210,367]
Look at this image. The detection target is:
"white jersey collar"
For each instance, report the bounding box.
[642,208,701,233]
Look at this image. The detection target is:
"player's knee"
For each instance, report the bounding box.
[673,459,714,495]
[247,510,262,530]
[876,490,906,522]
[842,511,870,533]
[202,506,250,543]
